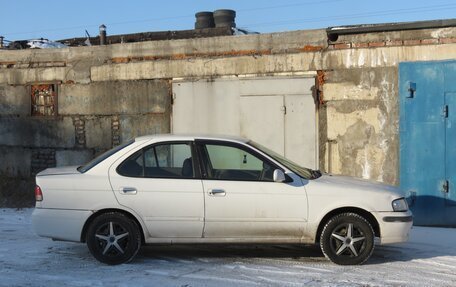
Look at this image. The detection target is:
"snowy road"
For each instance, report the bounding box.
[1,209,456,287]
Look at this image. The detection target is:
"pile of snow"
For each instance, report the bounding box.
[1,209,455,286]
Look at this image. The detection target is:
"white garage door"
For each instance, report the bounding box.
[172,77,317,168]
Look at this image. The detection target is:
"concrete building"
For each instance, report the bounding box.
[0,19,456,225]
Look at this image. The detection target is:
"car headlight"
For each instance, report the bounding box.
[392,198,408,212]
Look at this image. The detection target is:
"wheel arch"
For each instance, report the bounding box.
[315,207,380,243]
[81,208,146,244]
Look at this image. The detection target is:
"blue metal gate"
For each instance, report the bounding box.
[400,60,456,226]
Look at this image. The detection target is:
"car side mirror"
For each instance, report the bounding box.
[273,169,286,183]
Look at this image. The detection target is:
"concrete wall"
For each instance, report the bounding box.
[320,29,456,185]
[0,56,171,206]
[1,26,456,206]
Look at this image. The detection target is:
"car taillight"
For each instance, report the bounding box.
[35,185,43,201]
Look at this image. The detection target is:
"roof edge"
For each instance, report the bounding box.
[326,18,456,40]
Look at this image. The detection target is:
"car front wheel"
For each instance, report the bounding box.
[320,212,374,265]
[86,212,141,265]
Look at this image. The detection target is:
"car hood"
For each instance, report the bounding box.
[36,166,81,176]
[314,174,400,195]
[306,174,403,212]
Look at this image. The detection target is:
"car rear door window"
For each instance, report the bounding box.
[117,143,195,179]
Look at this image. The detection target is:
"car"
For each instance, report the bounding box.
[32,134,413,265]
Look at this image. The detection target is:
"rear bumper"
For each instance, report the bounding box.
[374,211,413,244]
[32,208,93,242]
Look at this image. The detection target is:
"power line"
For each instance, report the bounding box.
[3,1,456,38]
[236,0,345,12]
[2,0,347,37]
[2,15,194,37]
[242,3,456,28]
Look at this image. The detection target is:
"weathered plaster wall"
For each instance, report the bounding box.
[0,77,170,206]
[0,30,324,206]
[319,30,456,185]
[320,67,398,184]
[0,26,455,206]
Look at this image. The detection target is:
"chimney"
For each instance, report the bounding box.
[99,24,107,45]
[213,9,236,28]
[195,12,215,29]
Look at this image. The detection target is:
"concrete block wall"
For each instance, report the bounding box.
[0,45,171,206]
[1,26,456,206]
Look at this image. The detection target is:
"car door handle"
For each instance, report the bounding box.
[208,189,226,196]
[121,187,137,195]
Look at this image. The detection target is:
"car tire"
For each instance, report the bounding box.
[320,212,374,265]
[86,212,141,265]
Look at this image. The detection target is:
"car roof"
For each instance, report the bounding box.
[135,133,249,143]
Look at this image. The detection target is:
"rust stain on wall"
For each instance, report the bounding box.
[110,49,278,64]
[299,45,324,52]
[316,70,326,106]
[108,47,326,64]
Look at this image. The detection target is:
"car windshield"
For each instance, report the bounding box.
[78,139,135,173]
[248,140,321,180]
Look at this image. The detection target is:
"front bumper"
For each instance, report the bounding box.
[32,208,93,242]
[373,211,413,244]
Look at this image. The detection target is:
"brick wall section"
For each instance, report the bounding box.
[31,149,56,175]
[403,40,421,46]
[440,38,456,44]
[73,116,86,148]
[385,40,403,46]
[112,115,120,146]
[329,37,456,49]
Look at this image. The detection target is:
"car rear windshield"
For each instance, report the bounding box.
[78,139,135,173]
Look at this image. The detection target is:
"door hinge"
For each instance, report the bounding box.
[443,180,449,193]
[443,105,448,118]
[407,82,416,98]
[281,105,287,114]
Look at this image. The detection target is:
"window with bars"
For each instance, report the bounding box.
[31,84,57,116]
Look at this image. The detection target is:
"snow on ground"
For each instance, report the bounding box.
[1,209,456,287]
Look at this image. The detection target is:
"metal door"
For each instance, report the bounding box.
[400,60,456,226]
[240,95,285,156]
[445,91,456,205]
[285,94,317,168]
[172,77,317,169]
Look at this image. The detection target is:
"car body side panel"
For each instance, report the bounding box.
[109,176,205,238]
[36,173,119,211]
[303,175,410,243]
[372,211,413,244]
[107,140,205,239]
[35,170,149,243]
[202,178,309,240]
[32,208,93,242]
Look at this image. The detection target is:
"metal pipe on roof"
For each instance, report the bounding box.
[326,18,456,42]
[99,24,107,45]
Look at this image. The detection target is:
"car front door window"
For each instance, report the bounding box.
[202,143,274,181]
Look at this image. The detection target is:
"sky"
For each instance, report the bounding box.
[1,0,456,42]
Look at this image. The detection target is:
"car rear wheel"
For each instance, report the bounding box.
[320,212,374,265]
[86,212,141,265]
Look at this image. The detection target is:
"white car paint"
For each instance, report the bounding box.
[201,173,308,240]
[32,134,412,263]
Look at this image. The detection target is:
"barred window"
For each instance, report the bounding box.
[31,84,57,116]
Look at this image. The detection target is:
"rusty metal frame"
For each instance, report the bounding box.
[30,83,59,117]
